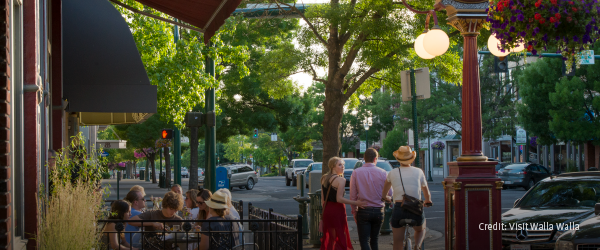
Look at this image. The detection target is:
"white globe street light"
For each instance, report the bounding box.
[487,34,510,57]
[415,32,435,59]
[423,26,450,56]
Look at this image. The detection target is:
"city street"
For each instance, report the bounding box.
[102,175,528,249]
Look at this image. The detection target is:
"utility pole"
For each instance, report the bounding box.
[410,68,420,168]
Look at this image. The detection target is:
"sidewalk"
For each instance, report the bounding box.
[427,175,445,186]
[302,220,443,249]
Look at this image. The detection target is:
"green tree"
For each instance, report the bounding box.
[115,1,250,128]
[261,0,463,173]
[380,124,410,160]
[518,42,600,146]
[113,115,170,183]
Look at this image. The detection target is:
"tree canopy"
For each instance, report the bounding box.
[517,42,600,145]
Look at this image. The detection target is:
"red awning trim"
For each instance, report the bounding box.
[109,0,205,33]
[133,0,244,44]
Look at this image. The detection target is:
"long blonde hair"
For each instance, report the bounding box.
[321,157,344,185]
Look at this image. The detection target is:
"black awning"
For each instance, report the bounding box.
[63,0,157,113]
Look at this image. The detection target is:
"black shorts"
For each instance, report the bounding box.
[390,202,425,228]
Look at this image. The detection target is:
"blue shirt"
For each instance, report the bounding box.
[124,207,142,244]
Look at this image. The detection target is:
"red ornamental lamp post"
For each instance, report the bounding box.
[409,0,503,248]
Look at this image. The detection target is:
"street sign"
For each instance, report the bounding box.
[96,140,127,149]
[360,141,366,153]
[271,133,277,141]
[516,129,527,145]
[580,50,595,65]
[401,68,431,102]
[100,151,109,157]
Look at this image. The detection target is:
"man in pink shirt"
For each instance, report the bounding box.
[350,148,392,250]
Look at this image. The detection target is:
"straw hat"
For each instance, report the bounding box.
[204,191,229,209]
[393,146,416,165]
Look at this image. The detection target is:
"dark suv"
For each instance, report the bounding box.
[501,172,600,250]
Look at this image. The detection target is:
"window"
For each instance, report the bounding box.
[239,166,253,173]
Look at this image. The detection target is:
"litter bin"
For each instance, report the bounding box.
[308,190,323,246]
[159,172,166,188]
[139,170,145,180]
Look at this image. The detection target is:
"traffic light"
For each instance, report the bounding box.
[253,128,258,138]
[161,129,173,139]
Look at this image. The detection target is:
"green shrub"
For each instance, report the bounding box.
[101,172,111,179]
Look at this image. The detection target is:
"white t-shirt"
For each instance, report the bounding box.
[386,166,427,202]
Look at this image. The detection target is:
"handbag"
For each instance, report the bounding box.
[319,175,337,233]
[398,168,424,215]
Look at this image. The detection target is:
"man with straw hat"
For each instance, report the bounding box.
[381,146,432,250]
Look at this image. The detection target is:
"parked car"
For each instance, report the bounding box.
[341,158,359,187]
[286,159,313,186]
[304,162,323,188]
[388,160,401,169]
[229,164,259,190]
[353,160,393,173]
[181,167,189,178]
[198,168,204,177]
[198,164,258,190]
[495,162,511,177]
[554,202,600,250]
[498,163,552,190]
[502,172,600,249]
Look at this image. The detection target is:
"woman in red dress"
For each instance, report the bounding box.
[321,157,366,250]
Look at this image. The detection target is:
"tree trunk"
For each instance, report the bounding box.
[145,159,150,180]
[321,87,346,175]
[150,154,157,183]
[189,127,199,190]
[164,147,171,188]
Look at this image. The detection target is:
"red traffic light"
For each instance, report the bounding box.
[161,129,173,139]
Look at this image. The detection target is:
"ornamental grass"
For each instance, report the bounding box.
[36,133,108,249]
[36,180,105,250]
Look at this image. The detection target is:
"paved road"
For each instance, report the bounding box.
[101,176,527,249]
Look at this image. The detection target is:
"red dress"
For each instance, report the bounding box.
[321,184,353,250]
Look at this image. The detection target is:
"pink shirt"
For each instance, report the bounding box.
[350,163,393,215]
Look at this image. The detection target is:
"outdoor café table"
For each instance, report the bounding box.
[164,232,200,250]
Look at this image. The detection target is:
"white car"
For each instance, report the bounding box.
[181,168,189,178]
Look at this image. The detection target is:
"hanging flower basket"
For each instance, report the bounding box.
[530,136,538,147]
[155,139,172,148]
[431,141,446,150]
[487,0,600,72]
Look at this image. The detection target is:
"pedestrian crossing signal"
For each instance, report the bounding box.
[162,129,173,139]
[253,128,258,138]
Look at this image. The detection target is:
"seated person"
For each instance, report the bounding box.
[128,191,183,231]
[171,184,183,199]
[216,188,240,219]
[185,189,200,219]
[123,190,145,245]
[103,200,139,250]
[197,191,241,250]
[130,185,146,198]
[195,189,213,228]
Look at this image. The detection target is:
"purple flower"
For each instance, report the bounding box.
[517,14,525,21]
[519,31,526,37]
[543,34,548,42]
[573,35,579,42]
[532,49,538,55]
[554,22,559,28]
[509,26,516,32]
[533,27,540,35]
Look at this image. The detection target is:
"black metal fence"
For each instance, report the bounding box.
[97,200,302,250]
[247,202,301,250]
